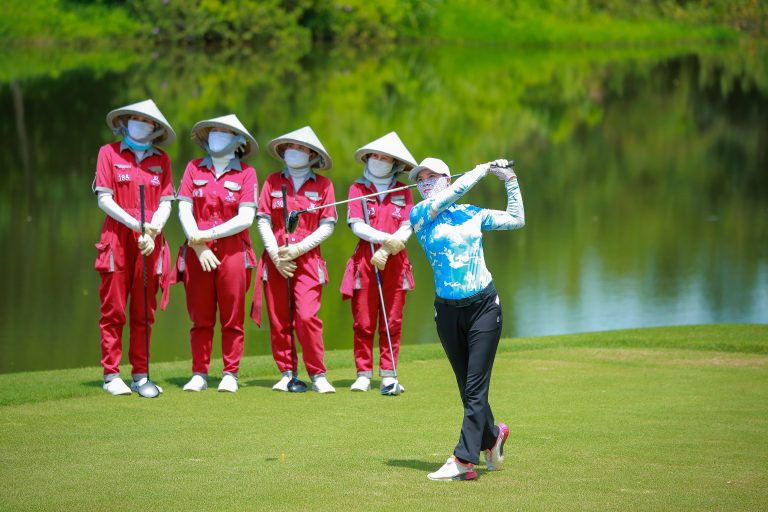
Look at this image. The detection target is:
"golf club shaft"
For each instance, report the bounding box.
[139,185,151,381]
[362,202,398,381]
[281,185,299,377]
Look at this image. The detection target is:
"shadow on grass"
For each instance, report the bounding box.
[243,379,278,389]
[386,459,437,472]
[81,380,103,389]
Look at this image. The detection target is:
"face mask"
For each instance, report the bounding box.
[127,119,155,142]
[208,131,236,153]
[417,176,449,200]
[367,157,394,178]
[284,148,310,169]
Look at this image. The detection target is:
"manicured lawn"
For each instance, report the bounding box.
[0,325,766,511]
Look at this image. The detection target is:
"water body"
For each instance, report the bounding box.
[0,44,765,373]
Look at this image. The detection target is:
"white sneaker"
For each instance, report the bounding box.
[218,374,238,393]
[103,377,131,396]
[350,376,371,392]
[273,373,292,392]
[183,374,208,392]
[130,378,164,394]
[380,376,405,394]
[427,456,478,481]
[312,376,336,394]
[484,423,509,471]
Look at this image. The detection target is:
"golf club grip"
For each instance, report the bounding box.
[489,159,515,168]
[280,185,289,247]
[139,185,146,235]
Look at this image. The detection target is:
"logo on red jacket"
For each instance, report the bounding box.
[150,175,161,187]
[225,191,236,203]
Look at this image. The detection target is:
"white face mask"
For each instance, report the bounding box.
[367,157,394,178]
[417,176,449,200]
[127,119,154,141]
[208,131,236,153]
[284,148,310,168]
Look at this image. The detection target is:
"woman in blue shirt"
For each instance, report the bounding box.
[407,157,524,481]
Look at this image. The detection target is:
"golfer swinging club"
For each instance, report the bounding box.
[407,157,524,481]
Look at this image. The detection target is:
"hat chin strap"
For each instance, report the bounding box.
[113,121,165,144]
[204,134,246,158]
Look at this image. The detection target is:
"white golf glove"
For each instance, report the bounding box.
[137,234,155,256]
[274,258,297,279]
[188,230,213,245]
[489,159,516,181]
[191,242,220,272]
[277,245,301,262]
[382,237,405,256]
[144,222,162,239]
[371,248,390,271]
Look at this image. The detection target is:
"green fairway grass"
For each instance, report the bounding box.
[1,325,766,511]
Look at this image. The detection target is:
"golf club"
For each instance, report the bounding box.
[281,184,308,393]
[137,185,160,399]
[362,202,402,396]
[286,160,514,233]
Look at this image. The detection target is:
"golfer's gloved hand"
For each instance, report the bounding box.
[371,248,389,270]
[189,230,213,245]
[191,242,220,272]
[275,258,297,279]
[382,236,405,255]
[277,245,301,262]
[489,159,516,181]
[138,234,155,256]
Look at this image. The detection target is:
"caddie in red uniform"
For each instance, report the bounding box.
[93,99,176,396]
[251,126,337,393]
[173,115,259,393]
[341,132,417,394]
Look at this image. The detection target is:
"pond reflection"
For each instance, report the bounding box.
[0,43,765,373]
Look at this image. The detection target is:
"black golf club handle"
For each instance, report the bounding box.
[139,185,146,235]
[280,185,290,247]
[489,159,515,168]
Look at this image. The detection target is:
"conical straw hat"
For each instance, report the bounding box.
[106,99,176,146]
[267,126,332,170]
[355,131,417,170]
[191,114,259,160]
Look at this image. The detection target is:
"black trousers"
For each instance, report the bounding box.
[434,283,503,464]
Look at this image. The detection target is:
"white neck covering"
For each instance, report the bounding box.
[289,167,311,191]
[364,168,394,200]
[212,155,234,178]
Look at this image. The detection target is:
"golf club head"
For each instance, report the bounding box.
[380,381,403,396]
[286,211,301,234]
[137,380,160,398]
[287,377,308,393]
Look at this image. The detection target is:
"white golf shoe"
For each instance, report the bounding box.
[427,456,478,481]
[350,376,371,392]
[182,374,208,392]
[272,372,292,392]
[311,375,336,394]
[103,377,131,396]
[218,374,238,393]
[130,377,163,394]
[380,376,405,395]
[484,423,509,471]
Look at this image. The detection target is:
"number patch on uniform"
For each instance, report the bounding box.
[193,189,204,198]
[117,173,131,182]
[272,199,284,209]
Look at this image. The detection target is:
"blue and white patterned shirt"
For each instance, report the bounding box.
[410,166,525,300]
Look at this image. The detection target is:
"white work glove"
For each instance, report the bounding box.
[371,247,390,271]
[144,222,162,239]
[274,258,297,279]
[382,236,405,255]
[488,159,516,181]
[190,242,220,272]
[277,245,301,262]
[137,234,155,256]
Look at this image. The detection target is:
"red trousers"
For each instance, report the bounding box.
[98,228,168,376]
[351,268,406,376]
[261,255,327,377]
[180,237,253,375]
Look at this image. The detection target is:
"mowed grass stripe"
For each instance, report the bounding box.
[0,325,766,510]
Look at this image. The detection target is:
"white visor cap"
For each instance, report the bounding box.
[408,157,450,182]
[106,99,176,146]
